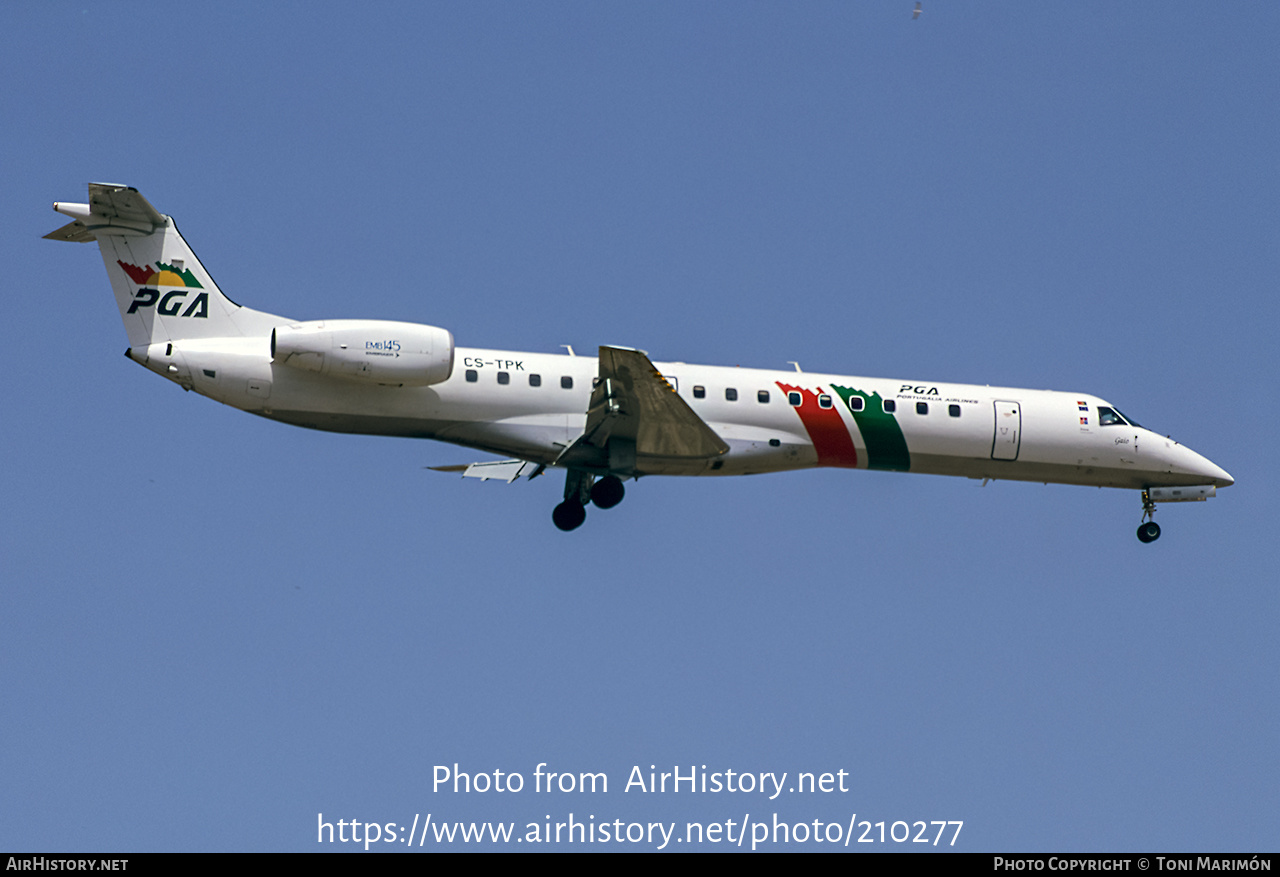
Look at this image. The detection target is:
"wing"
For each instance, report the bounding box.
[580,346,728,461]
[435,347,728,481]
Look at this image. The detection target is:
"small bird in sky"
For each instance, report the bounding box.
[913,2,922,19]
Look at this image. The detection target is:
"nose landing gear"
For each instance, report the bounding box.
[1136,489,1161,543]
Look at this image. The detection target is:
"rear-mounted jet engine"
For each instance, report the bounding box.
[272,320,454,387]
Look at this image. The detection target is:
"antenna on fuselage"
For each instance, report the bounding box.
[787,361,802,372]
[561,345,576,356]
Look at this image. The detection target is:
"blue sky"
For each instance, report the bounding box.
[3,2,1275,852]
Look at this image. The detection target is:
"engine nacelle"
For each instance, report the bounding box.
[271,320,454,387]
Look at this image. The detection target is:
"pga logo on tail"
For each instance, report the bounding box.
[125,287,209,318]
[118,259,208,318]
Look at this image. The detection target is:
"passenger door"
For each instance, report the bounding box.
[991,401,1021,460]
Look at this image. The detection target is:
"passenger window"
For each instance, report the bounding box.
[848,396,864,412]
[818,394,832,409]
[693,385,705,399]
[883,399,896,413]
[916,402,928,415]
[465,369,478,383]
[725,388,738,401]
[757,390,770,404]
[949,404,961,417]
[529,374,541,387]
[788,392,802,406]
[497,371,509,385]
[561,376,573,389]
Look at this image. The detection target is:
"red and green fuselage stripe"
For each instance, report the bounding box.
[776,382,859,468]
[830,385,911,471]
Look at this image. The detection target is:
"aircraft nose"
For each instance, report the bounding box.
[1182,445,1233,488]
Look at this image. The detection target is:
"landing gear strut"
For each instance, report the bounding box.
[1136,489,1161,543]
[552,470,592,531]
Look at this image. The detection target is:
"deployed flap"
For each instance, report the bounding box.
[584,346,728,460]
[430,460,543,483]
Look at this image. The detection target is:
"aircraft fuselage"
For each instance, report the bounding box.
[131,338,1232,492]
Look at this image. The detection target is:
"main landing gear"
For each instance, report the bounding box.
[1136,489,1161,543]
[552,498,587,531]
[590,474,626,509]
[552,472,626,531]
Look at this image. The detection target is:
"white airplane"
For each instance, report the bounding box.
[47,184,1232,540]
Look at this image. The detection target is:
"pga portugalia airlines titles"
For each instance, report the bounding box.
[47,184,1232,540]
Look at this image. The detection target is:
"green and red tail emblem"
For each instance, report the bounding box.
[117,260,203,288]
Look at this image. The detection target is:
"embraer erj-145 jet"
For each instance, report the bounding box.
[47,184,1232,540]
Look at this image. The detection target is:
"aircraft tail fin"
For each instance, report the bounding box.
[46,184,281,348]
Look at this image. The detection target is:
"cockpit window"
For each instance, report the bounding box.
[1115,408,1142,429]
[1097,406,1141,428]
